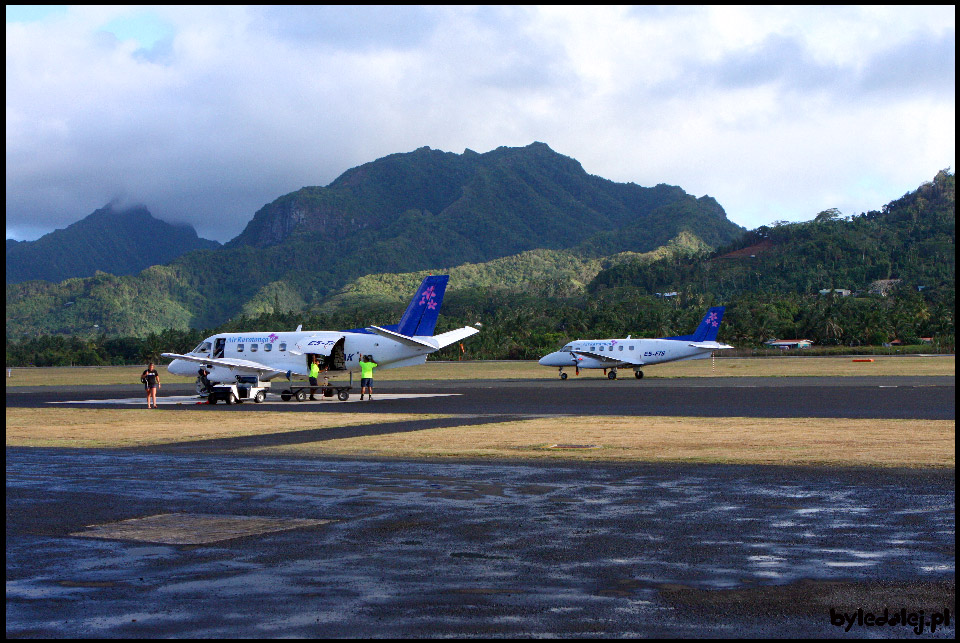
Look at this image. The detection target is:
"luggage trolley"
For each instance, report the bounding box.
[279,371,353,402]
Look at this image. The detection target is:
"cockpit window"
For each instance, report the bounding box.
[193,342,212,354]
[562,345,573,351]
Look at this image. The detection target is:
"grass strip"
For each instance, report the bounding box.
[252,415,955,468]
[5,408,449,448]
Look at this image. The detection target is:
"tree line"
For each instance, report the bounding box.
[6,285,953,367]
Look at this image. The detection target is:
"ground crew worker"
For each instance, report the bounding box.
[308,357,321,400]
[358,354,377,401]
[197,367,213,395]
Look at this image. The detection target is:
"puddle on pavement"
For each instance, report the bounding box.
[71,513,333,545]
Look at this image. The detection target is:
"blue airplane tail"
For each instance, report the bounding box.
[692,306,725,342]
[664,306,726,342]
[396,275,449,336]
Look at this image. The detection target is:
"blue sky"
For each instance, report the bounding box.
[6,5,955,243]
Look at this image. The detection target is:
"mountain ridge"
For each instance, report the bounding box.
[6,202,220,284]
[6,142,745,337]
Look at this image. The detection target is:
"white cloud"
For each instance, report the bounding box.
[6,5,955,242]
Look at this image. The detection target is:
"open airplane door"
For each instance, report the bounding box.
[296,335,347,372]
[326,336,346,371]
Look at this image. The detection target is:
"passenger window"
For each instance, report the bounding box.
[250,344,258,352]
[237,344,244,352]
[264,343,272,352]
[279,343,286,351]
[619,346,623,351]
[629,345,635,350]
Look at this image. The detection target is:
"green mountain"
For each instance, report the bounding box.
[6,143,743,338]
[590,169,955,300]
[6,203,220,284]
[228,143,740,257]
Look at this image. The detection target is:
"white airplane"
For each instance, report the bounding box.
[538,306,733,380]
[162,275,478,389]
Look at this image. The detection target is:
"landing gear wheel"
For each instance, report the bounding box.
[608,370,617,380]
[635,370,644,379]
[295,390,307,402]
[560,372,568,380]
[254,390,266,403]
[337,390,350,401]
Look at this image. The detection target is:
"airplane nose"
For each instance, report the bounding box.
[538,352,565,366]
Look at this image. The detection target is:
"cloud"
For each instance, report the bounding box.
[5,6,955,243]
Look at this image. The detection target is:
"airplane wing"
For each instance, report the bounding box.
[160,353,289,377]
[572,350,644,366]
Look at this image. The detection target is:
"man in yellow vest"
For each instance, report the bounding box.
[358,354,377,401]
[308,357,321,400]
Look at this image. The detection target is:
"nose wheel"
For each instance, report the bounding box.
[634,369,644,379]
[559,371,568,380]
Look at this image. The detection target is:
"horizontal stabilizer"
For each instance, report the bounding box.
[367,326,439,349]
[687,342,734,350]
[432,326,480,349]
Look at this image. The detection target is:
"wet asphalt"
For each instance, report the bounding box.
[6,375,956,637]
[7,375,957,419]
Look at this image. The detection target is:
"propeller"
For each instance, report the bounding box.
[570,351,580,376]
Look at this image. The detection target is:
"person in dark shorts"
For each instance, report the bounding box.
[308,357,321,400]
[358,354,377,401]
[141,362,161,408]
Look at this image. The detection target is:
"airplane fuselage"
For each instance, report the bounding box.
[167,329,436,383]
[163,275,478,386]
[538,337,718,371]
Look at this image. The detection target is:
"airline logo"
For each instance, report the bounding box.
[420,285,438,310]
[706,312,720,327]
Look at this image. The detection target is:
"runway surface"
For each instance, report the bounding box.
[7,450,955,637]
[7,375,956,419]
[7,375,955,637]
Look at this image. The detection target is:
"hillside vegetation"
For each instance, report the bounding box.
[6,143,742,338]
[6,170,954,366]
[6,203,219,284]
